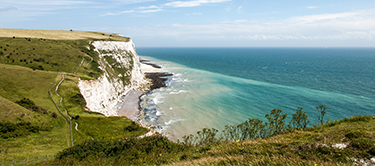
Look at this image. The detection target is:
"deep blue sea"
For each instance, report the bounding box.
[136,47,375,140]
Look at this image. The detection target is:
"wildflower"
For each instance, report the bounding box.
[236,140,240,142]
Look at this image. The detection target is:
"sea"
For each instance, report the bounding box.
[136,47,375,141]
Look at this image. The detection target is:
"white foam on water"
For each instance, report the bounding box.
[156,111,163,116]
[165,119,185,125]
[153,94,165,104]
[170,90,188,94]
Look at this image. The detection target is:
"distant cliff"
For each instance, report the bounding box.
[78,40,148,116]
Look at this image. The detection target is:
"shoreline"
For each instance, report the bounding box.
[117,58,172,135]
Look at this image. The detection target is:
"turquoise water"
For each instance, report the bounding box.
[137,48,375,140]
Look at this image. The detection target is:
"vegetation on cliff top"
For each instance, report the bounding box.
[41,111,375,165]
[0,29,148,165]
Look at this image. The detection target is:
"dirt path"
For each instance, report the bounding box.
[75,122,79,131]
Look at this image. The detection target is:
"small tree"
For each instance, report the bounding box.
[265,109,287,136]
[289,107,310,130]
[316,105,327,125]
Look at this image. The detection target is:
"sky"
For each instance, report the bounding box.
[1,0,375,47]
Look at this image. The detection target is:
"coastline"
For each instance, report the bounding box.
[117,58,172,135]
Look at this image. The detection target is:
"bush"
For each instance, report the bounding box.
[288,107,310,130]
[0,122,40,138]
[265,109,287,135]
[51,112,58,118]
[15,98,48,114]
[316,105,327,125]
[16,97,35,108]
[55,135,184,165]
[181,106,328,146]
[33,58,45,62]
[124,121,140,132]
[69,93,86,106]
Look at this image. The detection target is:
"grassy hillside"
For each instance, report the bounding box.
[0,29,147,165]
[40,115,375,165]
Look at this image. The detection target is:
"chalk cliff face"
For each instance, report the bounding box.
[78,40,147,116]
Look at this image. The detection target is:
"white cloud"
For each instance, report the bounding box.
[103,0,230,16]
[164,0,231,8]
[102,10,135,16]
[289,11,360,23]
[306,6,319,9]
[120,8,375,43]
[237,6,242,10]
[139,5,160,9]
[139,8,163,13]
[102,8,163,16]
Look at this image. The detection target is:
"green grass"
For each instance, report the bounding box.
[0,64,70,164]
[54,74,148,144]
[0,38,102,80]
[0,38,83,72]
[0,33,148,165]
[39,115,375,165]
[0,96,50,124]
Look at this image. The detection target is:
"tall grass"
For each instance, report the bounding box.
[39,112,375,165]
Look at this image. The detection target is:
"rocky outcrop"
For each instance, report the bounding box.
[78,40,148,116]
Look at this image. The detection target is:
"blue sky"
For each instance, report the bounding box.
[1,0,375,47]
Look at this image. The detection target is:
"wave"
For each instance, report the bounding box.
[165,119,185,125]
[170,90,188,95]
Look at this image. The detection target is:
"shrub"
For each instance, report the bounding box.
[316,105,327,125]
[33,58,45,62]
[16,97,35,108]
[288,107,310,130]
[265,109,287,135]
[51,112,58,118]
[15,98,48,114]
[55,135,183,164]
[0,122,40,138]
[124,121,140,132]
[181,105,328,147]
[222,118,265,142]
[69,93,86,106]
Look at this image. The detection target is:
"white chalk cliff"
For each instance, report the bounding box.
[78,40,148,116]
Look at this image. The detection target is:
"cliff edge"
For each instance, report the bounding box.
[78,40,148,116]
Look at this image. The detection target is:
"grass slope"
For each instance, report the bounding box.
[0,29,147,165]
[0,96,49,124]
[0,64,70,165]
[41,116,375,165]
